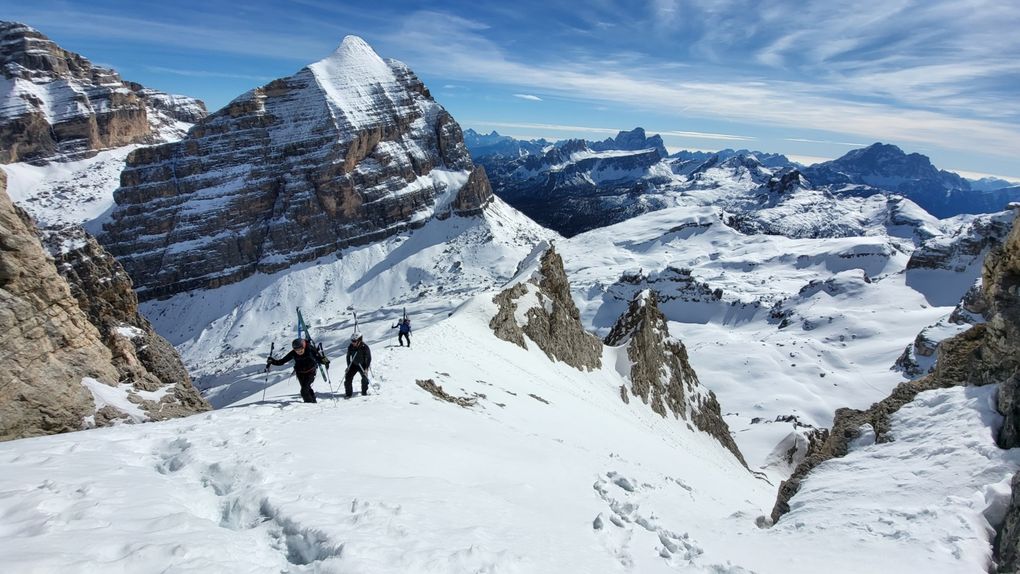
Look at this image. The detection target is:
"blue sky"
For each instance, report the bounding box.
[7,0,1020,180]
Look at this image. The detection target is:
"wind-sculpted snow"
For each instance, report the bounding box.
[100,36,491,301]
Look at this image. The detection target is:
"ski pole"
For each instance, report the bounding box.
[318,342,338,406]
[262,342,275,402]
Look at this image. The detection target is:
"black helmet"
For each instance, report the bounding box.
[292,338,305,350]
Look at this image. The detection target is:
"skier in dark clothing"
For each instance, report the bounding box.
[345,332,372,398]
[392,317,411,347]
[267,338,329,403]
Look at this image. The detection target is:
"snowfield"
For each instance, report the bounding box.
[0,292,1015,573]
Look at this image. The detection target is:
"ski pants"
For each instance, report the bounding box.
[297,370,317,403]
[345,363,369,397]
[399,332,410,347]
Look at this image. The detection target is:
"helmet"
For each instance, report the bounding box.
[351,332,362,342]
[292,338,305,350]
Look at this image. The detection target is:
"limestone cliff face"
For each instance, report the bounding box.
[45,228,209,420]
[99,36,491,301]
[604,290,746,465]
[0,171,208,441]
[0,21,206,163]
[0,171,118,439]
[490,243,603,371]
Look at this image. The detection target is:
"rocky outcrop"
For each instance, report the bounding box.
[0,21,206,163]
[604,290,746,465]
[996,472,1020,573]
[770,325,986,522]
[44,227,209,420]
[99,36,491,301]
[0,171,207,441]
[490,244,603,370]
[0,171,118,439]
[906,211,1013,272]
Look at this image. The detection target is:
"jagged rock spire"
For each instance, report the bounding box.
[606,289,746,465]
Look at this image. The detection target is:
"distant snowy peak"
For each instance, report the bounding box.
[101,35,491,301]
[0,20,207,163]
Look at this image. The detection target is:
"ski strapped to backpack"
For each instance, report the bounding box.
[296,307,338,405]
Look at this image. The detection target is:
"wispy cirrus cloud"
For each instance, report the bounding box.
[383,8,1020,161]
[785,138,865,147]
[146,66,274,82]
[513,94,542,101]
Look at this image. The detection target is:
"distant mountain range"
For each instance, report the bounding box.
[465,130,1020,233]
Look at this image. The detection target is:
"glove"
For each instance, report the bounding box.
[321,358,331,369]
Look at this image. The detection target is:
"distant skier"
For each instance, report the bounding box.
[345,332,372,398]
[266,338,329,403]
[393,317,412,347]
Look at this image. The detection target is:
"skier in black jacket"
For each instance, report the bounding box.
[267,338,329,403]
[345,332,372,398]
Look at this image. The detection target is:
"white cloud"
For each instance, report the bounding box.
[785,138,866,147]
[465,121,754,142]
[146,66,274,82]
[513,94,543,101]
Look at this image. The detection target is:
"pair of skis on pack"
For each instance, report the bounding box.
[262,307,377,403]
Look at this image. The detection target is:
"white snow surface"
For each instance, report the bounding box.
[1,145,140,230]
[1,298,1014,573]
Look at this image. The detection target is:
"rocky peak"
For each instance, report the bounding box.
[99,35,490,301]
[766,169,808,195]
[0,21,207,163]
[590,127,669,159]
[490,243,603,371]
[604,290,746,464]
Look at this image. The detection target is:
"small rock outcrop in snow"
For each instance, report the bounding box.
[0,171,207,441]
[490,244,603,371]
[603,290,746,465]
[100,35,491,300]
[0,21,206,163]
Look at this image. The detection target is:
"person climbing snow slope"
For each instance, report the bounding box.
[266,338,329,403]
[345,332,372,398]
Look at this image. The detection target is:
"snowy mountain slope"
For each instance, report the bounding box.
[140,197,555,407]
[556,206,979,478]
[0,21,205,163]
[0,272,1013,573]
[1,144,138,232]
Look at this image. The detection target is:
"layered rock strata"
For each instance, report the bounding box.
[604,290,746,465]
[0,171,208,441]
[100,36,490,300]
[0,21,206,163]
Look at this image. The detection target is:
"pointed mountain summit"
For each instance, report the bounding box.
[99,36,492,300]
[0,21,206,163]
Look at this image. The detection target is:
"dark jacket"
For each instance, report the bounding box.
[271,344,326,374]
[347,341,371,369]
[397,319,411,334]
